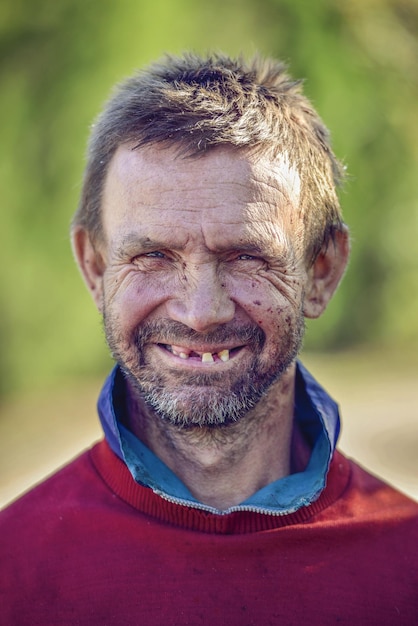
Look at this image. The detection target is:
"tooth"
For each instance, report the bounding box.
[179,352,188,359]
[218,349,230,362]
[201,352,214,363]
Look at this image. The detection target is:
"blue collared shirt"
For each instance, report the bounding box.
[97,361,340,515]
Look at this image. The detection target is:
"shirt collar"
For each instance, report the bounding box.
[97,362,341,515]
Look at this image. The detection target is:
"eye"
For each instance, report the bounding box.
[131,250,170,268]
[232,253,268,270]
[144,251,166,258]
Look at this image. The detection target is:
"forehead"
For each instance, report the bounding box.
[101,144,302,251]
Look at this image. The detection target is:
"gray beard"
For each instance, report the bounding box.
[104,317,304,429]
[133,363,276,429]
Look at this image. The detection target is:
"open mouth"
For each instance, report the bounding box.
[158,344,243,363]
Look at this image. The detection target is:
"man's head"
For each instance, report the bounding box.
[72,52,349,428]
[73,52,345,266]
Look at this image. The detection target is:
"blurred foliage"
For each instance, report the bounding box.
[0,0,417,396]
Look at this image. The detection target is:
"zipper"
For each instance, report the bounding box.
[154,488,304,517]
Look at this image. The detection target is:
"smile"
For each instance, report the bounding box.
[158,344,243,363]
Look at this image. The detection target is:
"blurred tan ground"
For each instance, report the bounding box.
[1,348,417,508]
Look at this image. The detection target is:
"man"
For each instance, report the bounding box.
[1,53,417,625]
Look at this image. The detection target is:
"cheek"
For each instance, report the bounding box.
[229,275,296,328]
[104,272,171,329]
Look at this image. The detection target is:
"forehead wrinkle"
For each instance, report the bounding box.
[104,146,303,263]
[251,153,301,207]
[255,178,294,207]
[197,172,293,208]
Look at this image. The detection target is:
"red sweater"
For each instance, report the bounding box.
[1,440,417,625]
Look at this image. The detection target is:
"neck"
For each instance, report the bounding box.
[125,364,306,510]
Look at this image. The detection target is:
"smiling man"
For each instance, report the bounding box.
[1,53,417,625]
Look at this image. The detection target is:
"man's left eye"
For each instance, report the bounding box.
[237,254,258,261]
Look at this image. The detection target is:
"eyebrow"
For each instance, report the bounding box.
[114,233,186,256]
[117,235,260,253]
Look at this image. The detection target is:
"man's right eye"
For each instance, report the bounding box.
[131,250,170,269]
[144,251,166,258]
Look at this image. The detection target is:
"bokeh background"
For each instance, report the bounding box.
[1,0,417,506]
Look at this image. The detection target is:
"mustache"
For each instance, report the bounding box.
[134,320,265,350]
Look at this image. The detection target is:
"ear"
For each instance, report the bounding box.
[71,227,106,313]
[303,226,350,319]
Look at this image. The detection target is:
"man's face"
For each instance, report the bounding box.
[98,144,309,428]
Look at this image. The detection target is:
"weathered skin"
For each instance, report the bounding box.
[72,144,349,509]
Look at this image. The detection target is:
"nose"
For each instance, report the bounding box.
[166,262,235,332]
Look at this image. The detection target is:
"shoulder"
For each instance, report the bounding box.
[320,450,418,538]
[0,441,110,533]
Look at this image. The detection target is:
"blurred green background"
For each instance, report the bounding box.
[1,0,417,397]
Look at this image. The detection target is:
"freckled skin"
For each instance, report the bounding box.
[74,143,349,509]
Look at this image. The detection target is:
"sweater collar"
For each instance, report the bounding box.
[97,362,340,515]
